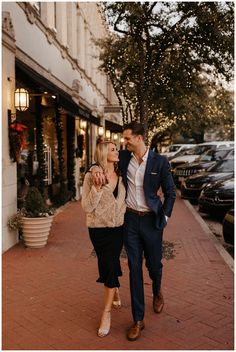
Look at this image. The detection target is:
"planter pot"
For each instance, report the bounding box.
[22,216,54,248]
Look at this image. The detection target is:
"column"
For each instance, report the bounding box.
[2,11,18,252]
[55,2,67,46]
[67,2,77,58]
[76,9,85,69]
[91,39,96,83]
[84,23,89,75]
[95,47,100,87]
[40,2,55,29]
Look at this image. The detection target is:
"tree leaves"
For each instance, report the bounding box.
[96,2,234,140]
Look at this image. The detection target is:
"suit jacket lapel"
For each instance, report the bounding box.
[144,150,155,186]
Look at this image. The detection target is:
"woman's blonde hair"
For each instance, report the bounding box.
[94,141,117,173]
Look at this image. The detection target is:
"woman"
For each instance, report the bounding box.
[81,141,126,337]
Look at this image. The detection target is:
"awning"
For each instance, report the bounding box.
[15,60,100,125]
[105,119,123,132]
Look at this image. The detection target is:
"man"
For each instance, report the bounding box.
[92,121,176,341]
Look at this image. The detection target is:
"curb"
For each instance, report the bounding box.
[181,194,234,273]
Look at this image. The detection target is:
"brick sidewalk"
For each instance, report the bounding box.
[2,195,234,350]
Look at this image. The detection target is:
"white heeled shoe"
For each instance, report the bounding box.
[97,311,111,338]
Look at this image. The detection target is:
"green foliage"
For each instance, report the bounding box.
[53,105,75,206]
[165,86,234,143]
[35,96,46,194]
[8,187,55,230]
[23,187,54,218]
[66,115,76,198]
[96,2,234,139]
[7,211,23,231]
[55,103,66,185]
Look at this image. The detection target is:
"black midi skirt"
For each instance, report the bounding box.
[88,226,124,288]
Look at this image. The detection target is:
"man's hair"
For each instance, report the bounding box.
[123,121,145,137]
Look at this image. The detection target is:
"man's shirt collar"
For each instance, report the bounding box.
[131,147,149,162]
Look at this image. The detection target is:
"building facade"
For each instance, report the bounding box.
[2,2,122,252]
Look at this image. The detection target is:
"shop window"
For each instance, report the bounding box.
[42,113,58,184]
[15,92,70,205]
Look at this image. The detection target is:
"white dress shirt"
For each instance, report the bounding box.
[126,148,168,221]
[126,148,151,212]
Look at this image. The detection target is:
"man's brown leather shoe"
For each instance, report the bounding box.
[153,291,164,313]
[127,320,145,341]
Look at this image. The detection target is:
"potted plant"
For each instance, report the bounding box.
[8,187,55,248]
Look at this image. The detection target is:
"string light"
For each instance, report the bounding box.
[97,2,233,139]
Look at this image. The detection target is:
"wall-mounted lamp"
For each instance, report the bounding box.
[113,133,118,141]
[120,137,125,144]
[14,87,58,111]
[15,88,29,111]
[105,130,111,139]
[80,120,87,129]
[98,126,104,136]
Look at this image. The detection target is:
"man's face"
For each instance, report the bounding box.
[123,129,141,152]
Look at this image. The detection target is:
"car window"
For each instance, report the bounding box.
[215,149,229,159]
[181,146,193,151]
[201,149,234,161]
[185,146,199,155]
[186,145,212,155]
[208,159,234,173]
[226,149,234,158]
[200,145,217,153]
[169,145,181,152]
[199,149,215,161]
[170,150,183,157]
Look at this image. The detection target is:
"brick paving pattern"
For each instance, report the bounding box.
[2,194,234,350]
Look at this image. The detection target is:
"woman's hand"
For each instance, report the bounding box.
[91,166,106,191]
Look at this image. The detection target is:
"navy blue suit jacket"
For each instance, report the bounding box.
[119,149,176,230]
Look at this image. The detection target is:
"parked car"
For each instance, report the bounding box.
[174,147,234,186]
[161,144,195,159]
[181,158,234,201]
[224,148,234,158]
[222,208,234,245]
[198,177,234,218]
[170,141,234,171]
[168,146,196,161]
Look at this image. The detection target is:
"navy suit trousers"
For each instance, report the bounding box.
[124,210,163,322]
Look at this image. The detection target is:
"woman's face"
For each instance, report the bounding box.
[107,143,119,163]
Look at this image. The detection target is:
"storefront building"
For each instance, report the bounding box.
[2,2,123,252]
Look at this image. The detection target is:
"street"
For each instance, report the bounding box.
[199,211,234,259]
[2,3,234,350]
[192,204,234,258]
[2,194,234,350]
